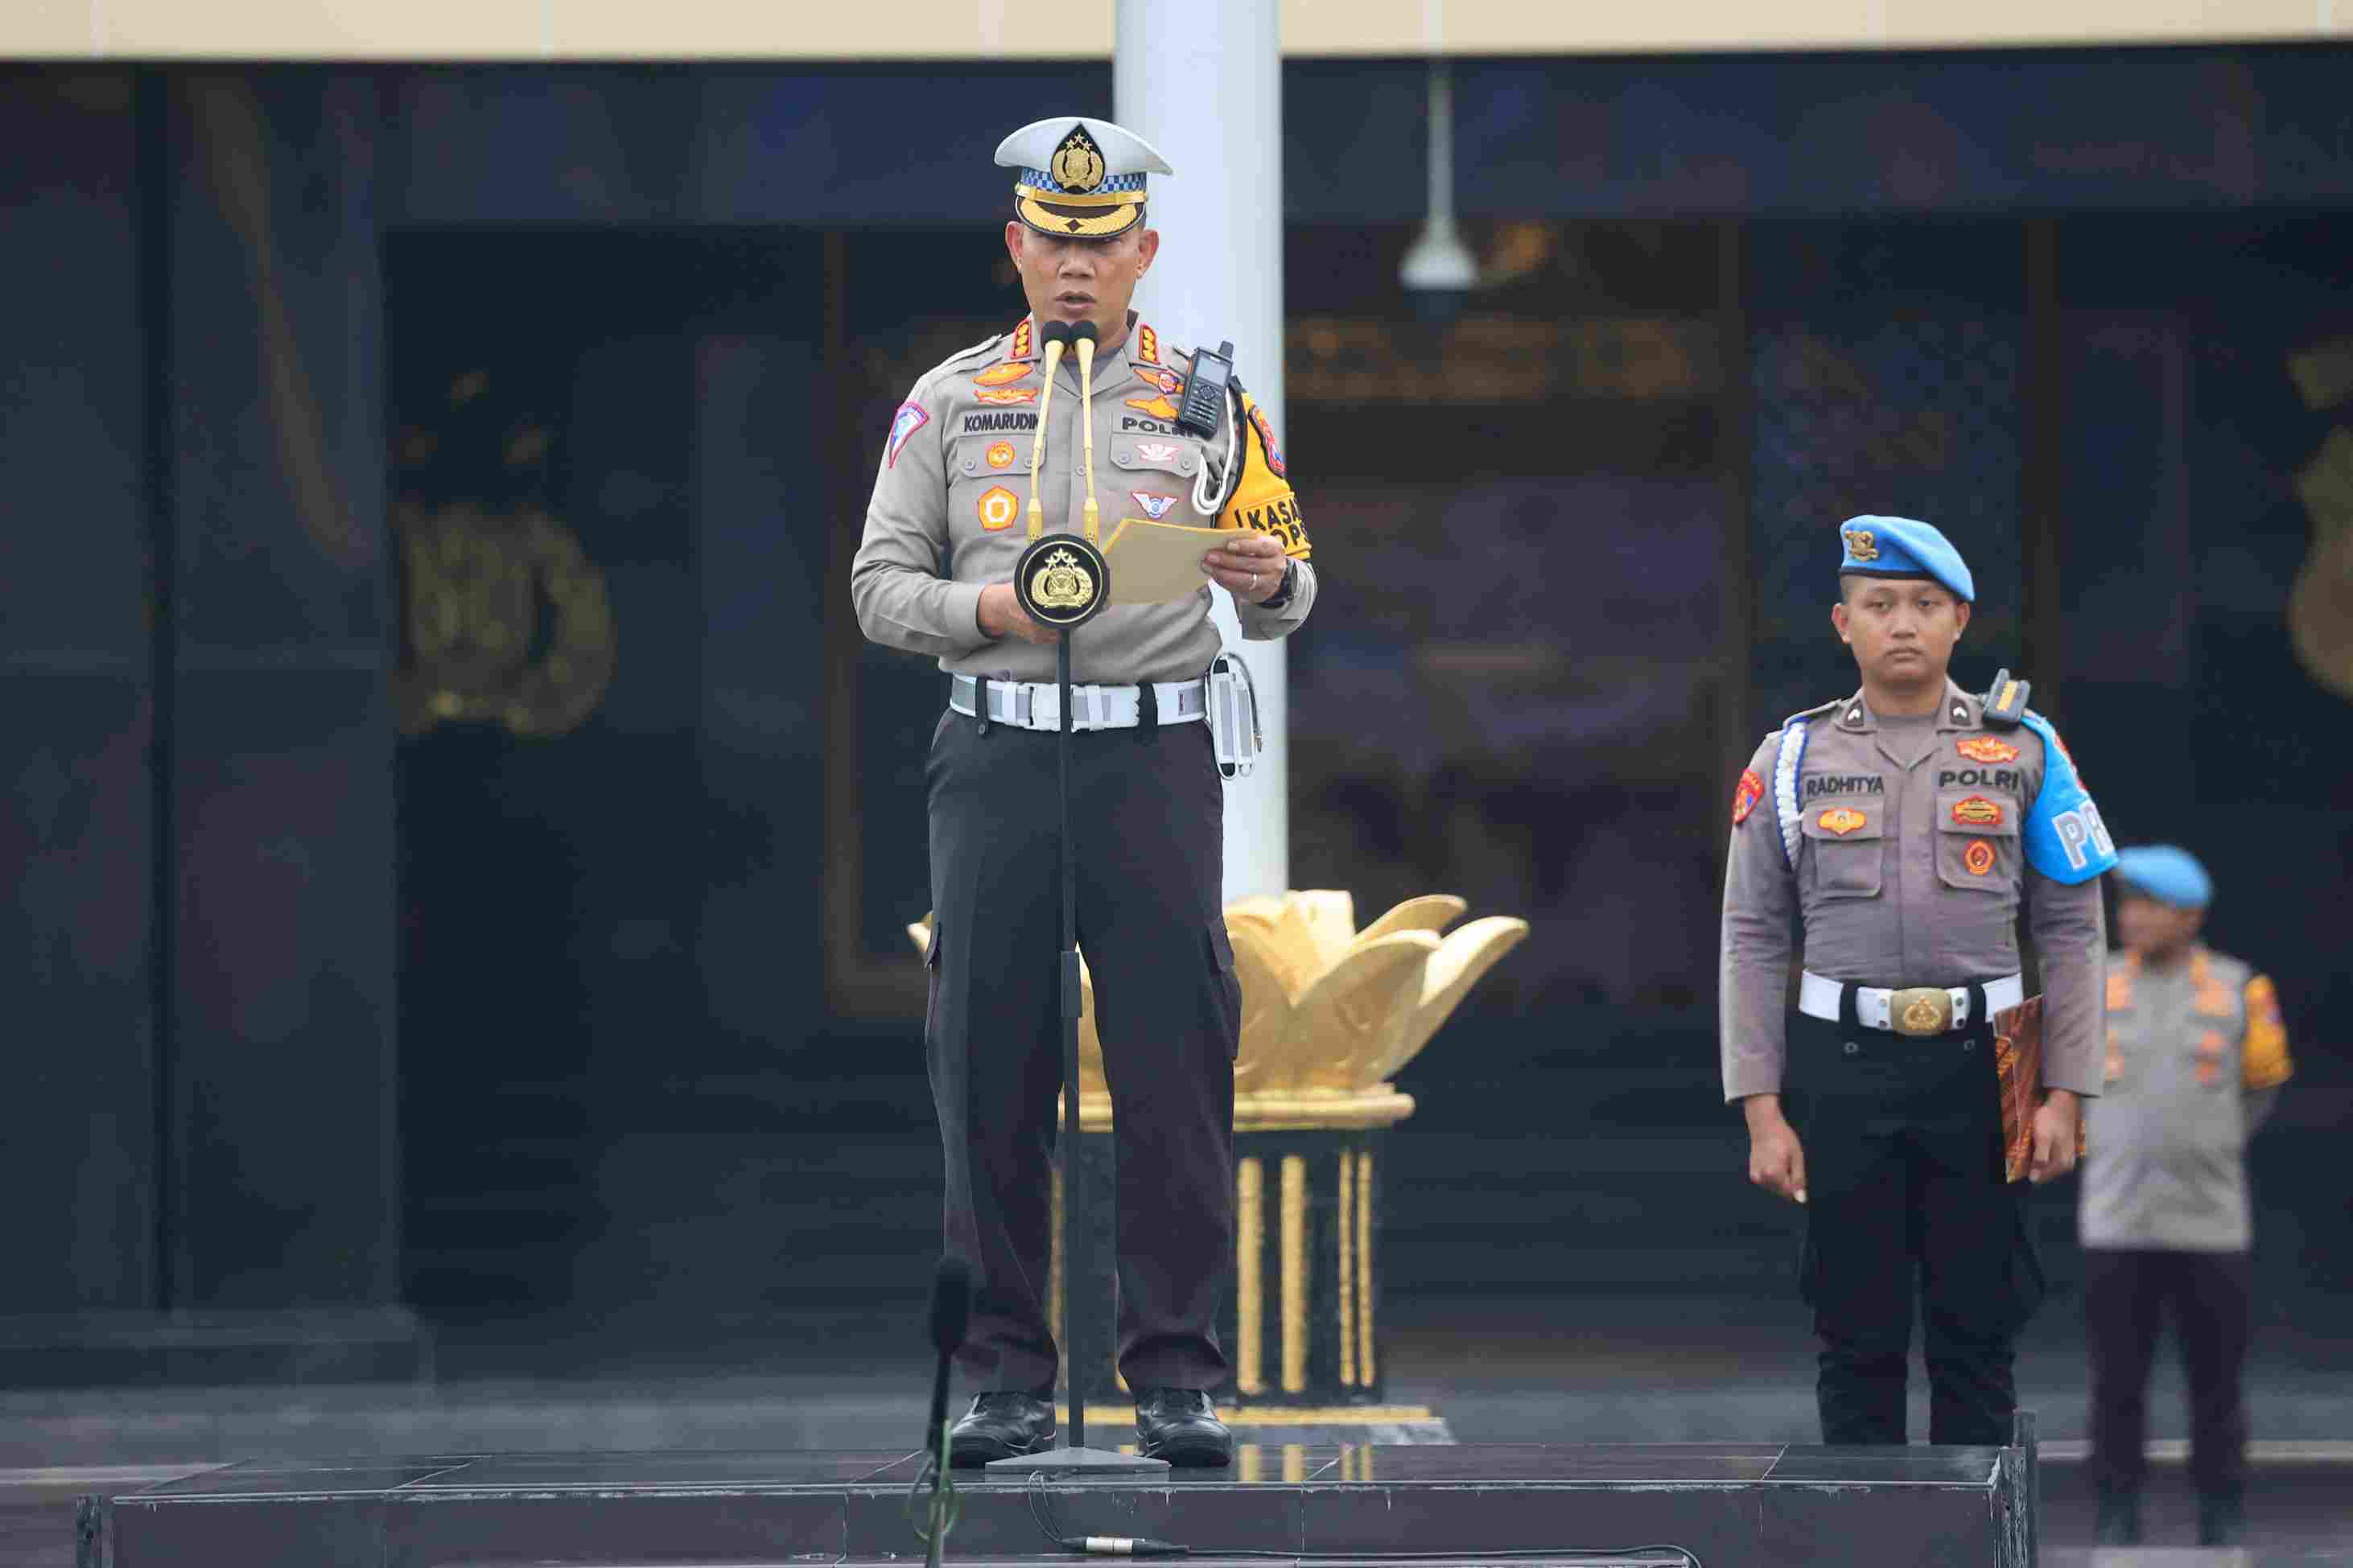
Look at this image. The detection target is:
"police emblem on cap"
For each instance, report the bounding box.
[1050,127,1106,193]
[1844,529,1879,562]
[996,117,1173,241]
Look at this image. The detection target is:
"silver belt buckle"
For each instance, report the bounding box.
[1888,986,1954,1037]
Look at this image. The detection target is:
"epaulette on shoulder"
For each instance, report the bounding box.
[1779,698,1841,728]
[1980,668,2030,728]
[942,331,1009,370]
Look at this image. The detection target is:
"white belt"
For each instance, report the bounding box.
[950,674,1205,733]
[1799,970,2024,1036]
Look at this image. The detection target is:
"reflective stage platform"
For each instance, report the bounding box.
[80,1441,2035,1567]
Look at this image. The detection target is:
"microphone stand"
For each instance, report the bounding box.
[987,320,1167,1479]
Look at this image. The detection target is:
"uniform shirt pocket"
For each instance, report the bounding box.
[950,436,1028,536]
[1800,796,1885,899]
[1935,787,2021,891]
[1109,433,1204,481]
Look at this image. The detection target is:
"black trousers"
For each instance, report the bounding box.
[2085,1247,2252,1502]
[924,706,1241,1398]
[1791,1007,2044,1446]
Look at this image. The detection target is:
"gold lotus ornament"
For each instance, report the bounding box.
[907,891,1527,1132]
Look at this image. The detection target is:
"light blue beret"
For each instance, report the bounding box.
[2112,845,2214,910]
[1837,515,1976,603]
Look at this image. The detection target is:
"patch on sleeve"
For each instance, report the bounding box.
[1249,404,1286,478]
[2019,710,2117,883]
[1732,769,1765,825]
[2242,974,2293,1089]
[885,401,929,468]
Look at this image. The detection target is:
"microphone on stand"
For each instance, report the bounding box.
[1069,321,1101,546]
[1027,322,1074,541]
[921,1254,973,1568]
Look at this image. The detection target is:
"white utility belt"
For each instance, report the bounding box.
[950,674,1205,733]
[1799,970,2025,1037]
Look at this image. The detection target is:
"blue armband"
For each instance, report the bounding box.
[2020,710,2117,883]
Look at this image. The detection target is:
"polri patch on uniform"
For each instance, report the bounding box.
[1951,795,2005,828]
[1126,393,1181,420]
[1131,492,1181,520]
[974,361,1032,388]
[1964,839,1997,876]
[1135,440,1181,463]
[1250,405,1286,477]
[885,401,929,468]
[1956,736,2020,764]
[1817,807,1868,836]
[1733,769,1765,825]
[1138,366,1182,395]
[987,441,1017,469]
[977,485,1019,531]
[975,386,1039,406]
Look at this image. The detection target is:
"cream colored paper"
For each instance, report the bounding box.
[1102,516,1228,606]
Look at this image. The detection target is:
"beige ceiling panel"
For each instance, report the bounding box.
[551,0,1112,58]
[101,0,546,58]
[1884,0,2328,45]
[10,1,96,56]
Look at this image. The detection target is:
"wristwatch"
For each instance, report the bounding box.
[1259,558,1296,610]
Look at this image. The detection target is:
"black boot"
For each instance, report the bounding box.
[2093,1490,2141,1546]
[2198,1491,2244,1547]
[1134,1387,1233,1466]
[947,1392,1056,1467]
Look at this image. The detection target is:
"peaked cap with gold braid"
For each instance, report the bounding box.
[995,117,1172,241]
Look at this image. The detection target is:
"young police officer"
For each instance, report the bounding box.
[2083,845,2292,1546]
[851,118,1314,1467]
[1720,516,2115,1446]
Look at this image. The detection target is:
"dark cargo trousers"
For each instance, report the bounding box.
[923,704,1242,1398]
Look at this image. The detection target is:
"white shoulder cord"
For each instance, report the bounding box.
[1189,385,1244,515]
[1773,717,1811,871]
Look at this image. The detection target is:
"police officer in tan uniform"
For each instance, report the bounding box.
[1720,516,2115,1446]
[851,117,1314,1467]
[2083,845,2292,1547]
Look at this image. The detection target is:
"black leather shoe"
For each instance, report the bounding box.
[2093,1492,2141,1546]
[2198,1492,2244,1547]
[1135,1388,1233,1466]
[948,1393,1056,1467]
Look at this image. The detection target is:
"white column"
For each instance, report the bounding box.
[1115,0,1288,902]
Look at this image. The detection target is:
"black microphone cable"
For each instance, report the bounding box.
[910,1256,974,1567]
[1021,1471,1703,1568]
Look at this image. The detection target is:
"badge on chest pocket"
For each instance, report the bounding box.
[1801,796,1885,899]
[1935,787,2020,891]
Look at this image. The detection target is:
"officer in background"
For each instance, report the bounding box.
[851,117,1315,1467]
[1720,516,2116,1446]
[2082,845,2292,1548]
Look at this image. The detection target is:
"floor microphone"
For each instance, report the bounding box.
[927,1253,973,1450]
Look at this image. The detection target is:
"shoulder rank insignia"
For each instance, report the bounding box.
[1981,668,2030,728]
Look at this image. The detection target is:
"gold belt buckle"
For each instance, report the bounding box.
[1889,987,1953,1037]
